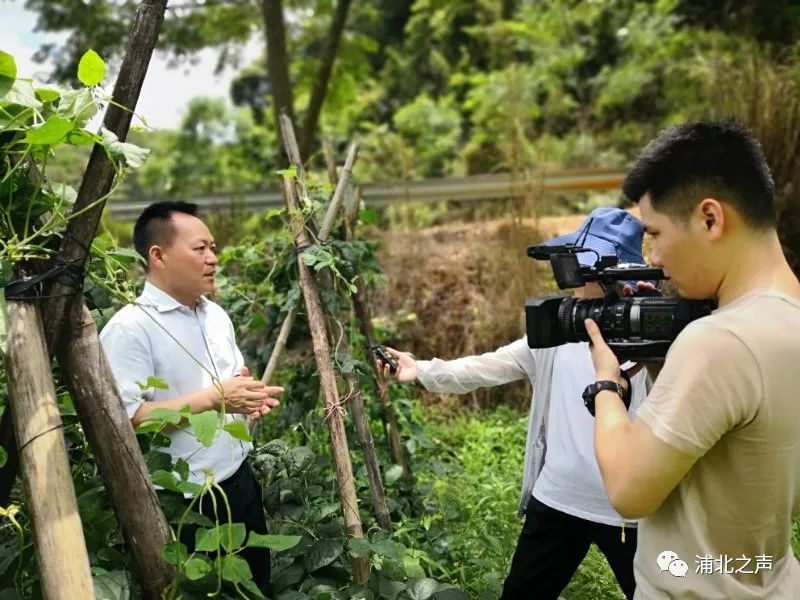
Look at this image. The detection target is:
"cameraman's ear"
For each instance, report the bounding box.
[697,198,724,241]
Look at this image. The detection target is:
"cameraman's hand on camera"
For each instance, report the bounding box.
[620,282,665,380]
[622,280,659,297]
[584,319,624,388]
[380,347,418,383]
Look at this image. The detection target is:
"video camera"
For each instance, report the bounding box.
[525,244,715,361]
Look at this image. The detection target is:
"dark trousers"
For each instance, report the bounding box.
[180,461,270,597]
[500,497,637,600]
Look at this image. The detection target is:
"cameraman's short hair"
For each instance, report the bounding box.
[133,201,200,269]
[622,120,776,229]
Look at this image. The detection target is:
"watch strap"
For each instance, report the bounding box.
[582,380,625,417]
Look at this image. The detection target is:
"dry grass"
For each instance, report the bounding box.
[700,46,800,275]
[371,213,598,409]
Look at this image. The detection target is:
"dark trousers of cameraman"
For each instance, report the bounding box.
[500,498,637,600]
[179,461,270,598]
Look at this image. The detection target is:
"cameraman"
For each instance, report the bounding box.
[586,121,800,598]
[382,207,648,600]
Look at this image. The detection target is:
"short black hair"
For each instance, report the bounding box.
[622,120,776,229]
[133,201,200,268]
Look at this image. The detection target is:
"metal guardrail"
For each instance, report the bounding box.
[108,167,627,219]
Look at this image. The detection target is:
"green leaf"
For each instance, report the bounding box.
[220,554,252,583]
[48,182,77,204]
[142,407,183,425]
[220,523,247,552]
[0,446,7,469]
[3,79,42,109]
[67,128,97,146]
[223,420,252,442]
[404,579,442,600]
[146,376,169,390]
[196,523,246,553]
[303,539,343,573]
[174,458,190,481]
[92,568,130,600]
[108,248,145,265]
[145,450,172,473]
[78,49,106,86]
[272,563,305,593]
[238,578,266,598]
[347,538,372,558]
[24,115,73,145]
[378,577,406,600]
[35,86,61,103]
[58,88,97,121]
[371,539,401,560]
[100,128,150,168]
[188,410,218,447]
[194,527,219,552]
[275,165,297,178]
[385,464,403,486]
[184,557,212,581]
[432,588,469,600]
[0,51,16,100]
[175,480,202,495]
[246,533,301,552]
[161,541,188,565]
[151,470,180,492]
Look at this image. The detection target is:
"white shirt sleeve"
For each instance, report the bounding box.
[99,321,155,420]
[416,337,535,394]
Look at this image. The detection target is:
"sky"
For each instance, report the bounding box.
[1,0,262,130]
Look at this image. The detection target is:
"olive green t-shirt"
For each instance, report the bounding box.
[633,291,800,599]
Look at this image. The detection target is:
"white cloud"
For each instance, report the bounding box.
[1,0,263,130]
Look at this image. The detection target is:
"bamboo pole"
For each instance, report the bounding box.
[279,115,370,584]
[343,190,411,476]
[4,300,94,599]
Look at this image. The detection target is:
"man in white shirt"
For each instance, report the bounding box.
[383,207,648,600]
[100,201,282,596]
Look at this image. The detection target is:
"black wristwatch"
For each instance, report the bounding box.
[582,380,626,417]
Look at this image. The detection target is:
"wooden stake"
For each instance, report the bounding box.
[57,302,175,596]
[278,114,369,583]
[343,192,411,476]
[261,141,358,384]
[4,301,94,599]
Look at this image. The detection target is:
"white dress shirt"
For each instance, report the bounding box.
[99,281,250,486]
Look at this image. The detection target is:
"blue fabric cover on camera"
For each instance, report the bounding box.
[543,207,645,267]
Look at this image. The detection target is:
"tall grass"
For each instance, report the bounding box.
[408,405,626,599]
[699,43,800,275]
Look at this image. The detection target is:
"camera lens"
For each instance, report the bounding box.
[558,297,714,343]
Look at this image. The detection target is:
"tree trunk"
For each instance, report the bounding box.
[57,302,175,597]
[4,301,94,599]
[298,0,353,162]
[262,0,296,165]
[42,0,168,353]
